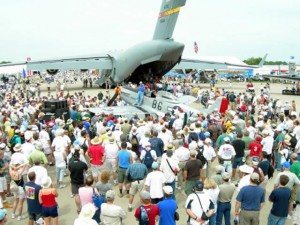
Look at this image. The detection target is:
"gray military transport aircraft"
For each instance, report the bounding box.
[0,0,256,85]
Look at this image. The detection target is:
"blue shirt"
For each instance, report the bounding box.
[23,182,42,213]
[236,185,265,210]
[269,187,291,217]
[138,85,145,92]
[118,150,131,169]
[70,110,77,122]
[126,162,148,180]
[157,198,177,225]
[149,137,164,157]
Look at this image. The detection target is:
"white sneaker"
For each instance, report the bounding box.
[59,184,66,189]
[17,215,25,220]
[11,213,16,219]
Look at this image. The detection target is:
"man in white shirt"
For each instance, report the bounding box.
[104,136,119,185]
[27,158,48,185]
[261,129,274,162]
[218,137,236,174]
[293,120,300,141]
[22,131,35,159]
[174,140,190,190]
[203,138,216,178]
[246,120,256,140]
[101,190,127,225]
[158,127,173,150]
[160,150,179,199]
[172,115,183,132]
[144,162,166,203]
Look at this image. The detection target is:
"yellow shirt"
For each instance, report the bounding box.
[225,120,232,133]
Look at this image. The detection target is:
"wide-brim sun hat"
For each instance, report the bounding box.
[13,143,22,152]
[78,203,96,220]
[91,137,101,145]
[41,176,52,188]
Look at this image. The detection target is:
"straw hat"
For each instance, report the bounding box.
[109,136,115,143]
[13,144,22,152]
[91,137,101,145]
[67,119,73,125]
[166,144,175,150]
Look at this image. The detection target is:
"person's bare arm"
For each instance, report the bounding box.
[235,201,241,217]
[183,170,187,182]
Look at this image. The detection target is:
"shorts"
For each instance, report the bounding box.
[28,211,43,221]
[43,147,52,155]
[91,165,103,178]
[13,187,25,199]
[105,159,117,172]
[129,180,144,196]
[71,183,84,195]
[42,205,58,218]
[5,172,11,184]
[232,157,244,169]
[0,177,7,192]
[117,168,127,183]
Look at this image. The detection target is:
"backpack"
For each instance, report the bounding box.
[81,139,88,152]
[229,94,236,102]
[92,188,103,208]
[196,146,207,167]
[131,134,139,146]
[138,205,151,225]
[288,134,297,149]
[9,135,18,151]
[143,150,154,169]
[267,164,275,179]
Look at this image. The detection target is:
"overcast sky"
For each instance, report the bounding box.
[0,0,299,63]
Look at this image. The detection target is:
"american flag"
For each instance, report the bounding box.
[194,42,198,54]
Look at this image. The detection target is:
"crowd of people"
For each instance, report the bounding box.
[0,78,299,225]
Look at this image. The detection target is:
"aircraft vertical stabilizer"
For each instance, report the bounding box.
[258,53,268,67]
[153,0,187,40]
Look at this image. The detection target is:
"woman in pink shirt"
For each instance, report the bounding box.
[78,176,100,223]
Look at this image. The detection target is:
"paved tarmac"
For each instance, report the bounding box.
[6,80,299,225]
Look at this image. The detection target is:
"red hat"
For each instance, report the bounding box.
[255,136,262,142]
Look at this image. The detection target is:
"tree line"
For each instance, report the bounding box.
[243,57,288,65]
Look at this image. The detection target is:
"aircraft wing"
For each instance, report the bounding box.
[89,106,158,119]
[177,95,197,105]
[176,54,268,71]
[262,74,300,81]
[0,54,113,71]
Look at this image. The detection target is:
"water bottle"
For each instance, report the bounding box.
[233,217,239,225]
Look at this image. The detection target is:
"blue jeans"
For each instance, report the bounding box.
[209,212,216,225]
[275,151,282,171]
[216,202,231,225]
[267,213,287,225]
[136,91,144,105]
[165,180,176,200]
[298,153,300,162]
[222,161,232,173]
[56,166,66,182]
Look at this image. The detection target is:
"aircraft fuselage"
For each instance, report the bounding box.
[111,39,184,84]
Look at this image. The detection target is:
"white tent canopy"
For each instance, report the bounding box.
[0,64,26,74]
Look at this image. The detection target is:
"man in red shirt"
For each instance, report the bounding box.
[249,136,263,157]
[134,191,160,225]
[85,137,106,182]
